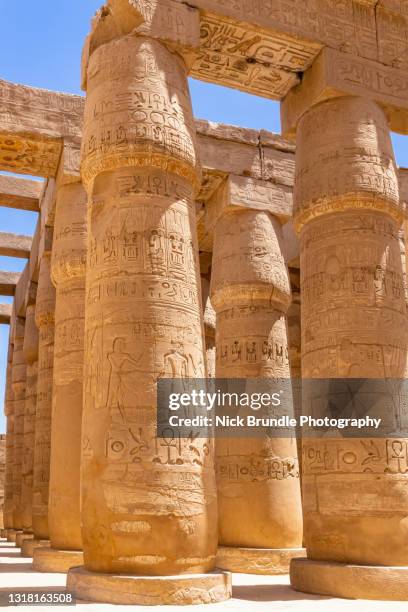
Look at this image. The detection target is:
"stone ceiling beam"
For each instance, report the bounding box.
[0,79,83,177]
[281,47,408,137]
[0,303,12,324]
[0,232,32,259]
[0,271,20,296]
[0,175,42,212]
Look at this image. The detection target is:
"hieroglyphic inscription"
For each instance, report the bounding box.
[81,30,216,576]
[191,14,302,99]
[297,95,408,565]
[211,205,302,549]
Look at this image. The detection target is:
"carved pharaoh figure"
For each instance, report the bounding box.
[67,0,230,605]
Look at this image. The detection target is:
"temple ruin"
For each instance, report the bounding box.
[1,0,408,607]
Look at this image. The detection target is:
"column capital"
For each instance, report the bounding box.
[82,0,200,90]
[51,181,87,287]
[281,47,408,138]
[292,95,404,231]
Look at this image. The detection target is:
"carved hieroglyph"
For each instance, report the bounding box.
[3,343,14,530]
[48,181,87,552]
[11,317,26,531]
[211,206,303,550]
[33,253,56,540]
[296,96,408,566]
[21,305,39,533]
[80,33,217,575]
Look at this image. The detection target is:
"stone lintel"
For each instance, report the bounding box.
[281,47,408,137]
[0,175,42,212]
[228,174,293,221]
[0,232,32,259]
[0,78,296,184]
[0,78,83,177]
[0,303,12,325]
[202,174,292,249]
[0,271,20,297]
[0,133,62,178]
[177,0,408,76]
[197,130,295,187]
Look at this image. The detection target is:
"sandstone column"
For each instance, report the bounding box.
[20,304,39,547]
[289,96,408,600]
[211,197,303,574]
[3,341,15,539]
[33,181,87,572]
[287,284,302,470]
[201,277,216,378]
[11,317,26,541]
[67,2,230,605]
[31,252,55,552]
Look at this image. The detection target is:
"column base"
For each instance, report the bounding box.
[6,529,21,543]
[216,546,306,575]
[67,566,232,605]
[16,532,33,548]
[33,547,83,573]
[0,528,7,538]
[291,557,408,601]
[21,538,50,558]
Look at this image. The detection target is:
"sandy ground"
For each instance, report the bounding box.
[0,539,407,611]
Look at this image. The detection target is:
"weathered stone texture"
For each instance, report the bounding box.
[296,96,408,570]
[0,434,6,529]
[211,187,303,558]
[0,232,32,259]
[80,29,217,578]
[32,254,55,540]
[0,175,42,212]
[47,181,87,555]
[21,304,39,534]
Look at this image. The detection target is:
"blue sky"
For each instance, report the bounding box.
[0,2,407,432]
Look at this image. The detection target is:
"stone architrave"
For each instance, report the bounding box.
[290,95,408,601]
[32,253,56,543]
[67,1,231,605]
[20,304,39,542]
[210,186,304,574]
[201,277,216,377]
[11,317,26,536]
[33,181,87,573]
